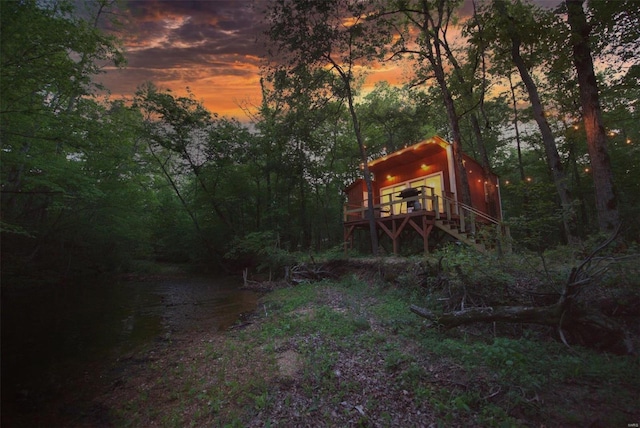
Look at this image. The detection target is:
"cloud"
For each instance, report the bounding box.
[99,0,565,120]
[99,0,267,119]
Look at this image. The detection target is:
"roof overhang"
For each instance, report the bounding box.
[368,136,450,175]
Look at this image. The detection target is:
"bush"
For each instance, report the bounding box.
[224,231,297,278]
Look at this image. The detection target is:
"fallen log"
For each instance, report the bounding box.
[410,303,562,328]
[410,226,635,354]
[410,302,632,354]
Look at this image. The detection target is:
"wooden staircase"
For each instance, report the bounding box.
[434,219,489,253]
[433,195,511,255]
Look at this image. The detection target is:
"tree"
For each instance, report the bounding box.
[265,0,390,255]
[481,0,578,243]
[251,70,349,250]
[357,82,434,154]
[565,0,621,233]
[443,2,502,216]
[0,0,155,277]
[134,83,256,261]
[600,66,640,240]
[382,0,474,222]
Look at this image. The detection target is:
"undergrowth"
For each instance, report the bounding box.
[108,250,640,427]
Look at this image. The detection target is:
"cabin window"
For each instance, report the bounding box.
[379,172,444,216]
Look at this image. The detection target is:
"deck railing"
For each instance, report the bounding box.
[343,186,440,221]
[344,187,511,253]
[438,193,511,253]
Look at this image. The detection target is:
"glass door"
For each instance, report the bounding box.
[379,172,444,216]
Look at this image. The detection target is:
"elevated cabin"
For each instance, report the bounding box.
[343,136,509,254]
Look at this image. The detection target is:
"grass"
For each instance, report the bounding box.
[104,260,640,427]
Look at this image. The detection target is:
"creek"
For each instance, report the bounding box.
[1,274,257,426]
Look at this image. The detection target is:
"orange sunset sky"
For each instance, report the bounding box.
[98,0,562,122]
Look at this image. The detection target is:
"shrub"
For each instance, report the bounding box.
[224,231,297,278]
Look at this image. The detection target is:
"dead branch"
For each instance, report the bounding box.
[289,262,337,284]
[410,227,635,354]
[410,304,562,328]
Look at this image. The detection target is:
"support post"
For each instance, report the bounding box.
[392,218,398,254]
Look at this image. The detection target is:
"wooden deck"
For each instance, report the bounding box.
[343,190,510,255]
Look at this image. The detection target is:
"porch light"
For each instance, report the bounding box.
[386,174,394,180]
[421,163,428,170]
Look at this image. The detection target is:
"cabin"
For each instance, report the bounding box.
[343,135,510,254]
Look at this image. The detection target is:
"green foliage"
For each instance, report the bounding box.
[357,82,435,154]
[503,181,569,251]
[0,0,158,278]
[434,244,515,291]
[224,231,297,277]
[2,0,639,282]
[370,294,421,332]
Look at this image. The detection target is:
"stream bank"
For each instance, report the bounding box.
[1,273,257,427]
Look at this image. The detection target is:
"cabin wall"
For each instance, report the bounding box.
[462,154,501,220]
[374,150,450,192]
[345,179,365,221]
[344,179,382,220]
[345,140,502,221]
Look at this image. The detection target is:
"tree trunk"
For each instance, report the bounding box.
[441,31,498,217]
[346,78,379,256]
[503,16,577,243]
[417,0,473,211]
[508,74,526,182]
[440,78,473,210]
[491,0,577,243]
[410,303,562,328]
[566,0,620,233]
[409,302,631,354]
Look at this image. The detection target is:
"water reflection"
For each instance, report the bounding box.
[1,275,257,426]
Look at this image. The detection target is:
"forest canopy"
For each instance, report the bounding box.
[1,0,638,281]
